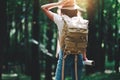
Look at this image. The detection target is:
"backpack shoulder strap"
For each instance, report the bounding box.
[62,17,68,30]
[59,17,68,50]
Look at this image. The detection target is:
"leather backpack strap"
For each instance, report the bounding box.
[59,18,68,51]
[75,55,78,80]
[62,54,67,80]
[55,36,60,58]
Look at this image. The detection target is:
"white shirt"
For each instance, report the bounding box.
[53,13,64,37]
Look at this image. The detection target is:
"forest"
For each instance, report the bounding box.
[0,0,120,80]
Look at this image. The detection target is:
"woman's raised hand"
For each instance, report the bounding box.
[58,0,74,8]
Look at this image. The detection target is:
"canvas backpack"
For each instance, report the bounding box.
[59,15,89,55]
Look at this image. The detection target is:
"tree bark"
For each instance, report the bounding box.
[86,0,97,74]
[0,0,7,80]
[114,0,119,73]
[95,0,105,72]
[45,21,53,80]
[31,0,40,80]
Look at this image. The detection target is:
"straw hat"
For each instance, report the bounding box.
[58,0,85,12]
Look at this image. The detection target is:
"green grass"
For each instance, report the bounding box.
[2,58,119,80]
[2,74,31,80]
[82,73,120,80]
[2,72,120,80]
[65,73,120,80]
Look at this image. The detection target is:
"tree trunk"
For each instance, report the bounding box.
[45,0,54,79]
[114,0,119,73]
[31,0,40,80]
[86,0,97,75]
[0,0,7,80]
[95,0,105,72]
[45,21,53,80]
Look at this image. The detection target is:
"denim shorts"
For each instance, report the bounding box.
[55,50,83,80]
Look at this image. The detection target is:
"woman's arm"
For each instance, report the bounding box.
[41,0,70,21]
[82,50,88,61]
[41,2,60,21]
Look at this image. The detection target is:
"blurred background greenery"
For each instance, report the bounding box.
[0,0,120,80]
